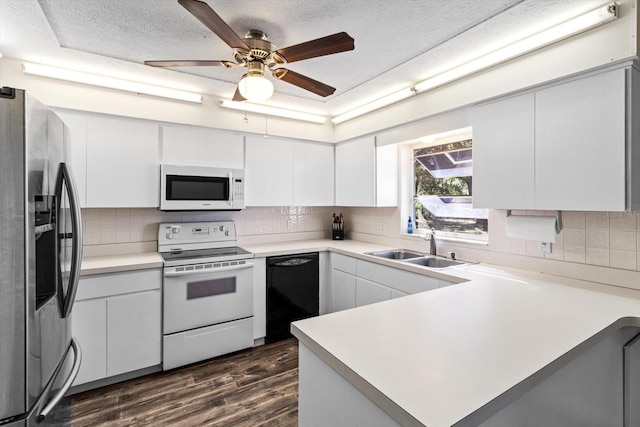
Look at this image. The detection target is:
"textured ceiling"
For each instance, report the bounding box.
[0,0,609,115]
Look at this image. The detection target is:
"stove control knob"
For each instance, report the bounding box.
[166,233,174,239]
[219,226,224,231]
[172,226,181,234]
[225,230,229,236]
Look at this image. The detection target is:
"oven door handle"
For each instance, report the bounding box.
[164,262,254,277]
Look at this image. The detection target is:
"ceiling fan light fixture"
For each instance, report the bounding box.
[238,74,274,102]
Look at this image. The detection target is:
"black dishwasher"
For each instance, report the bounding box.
[266,252,319,343]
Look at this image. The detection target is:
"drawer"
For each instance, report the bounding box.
[331,253,357,275]
[163,317,254,370]
[76,269,161,301]
[357,260,440,294]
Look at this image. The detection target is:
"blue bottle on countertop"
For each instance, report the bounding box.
[407,217,413,234]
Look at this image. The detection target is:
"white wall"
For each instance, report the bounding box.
[0,58,334,143]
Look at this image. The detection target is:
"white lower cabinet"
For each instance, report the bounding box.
[72,299,107,384]
[331,269,357,312]
[329,253,453,312]
[106,291,161,377]
[72,269,161,387]
[355,278,392,307]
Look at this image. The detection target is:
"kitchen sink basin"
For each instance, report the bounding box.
[366,249,424,260]
[403,256,465,269]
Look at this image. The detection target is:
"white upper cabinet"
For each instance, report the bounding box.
[472,93,535,209]
[336,137,375,206]
[293,142,334,206]
[85,115,161,207]
[56,110,88,207]
[473,67,628,211]
[335,137,398,207]
[534,68,625,211]
[376,143,399,207]
[245,136,294,206]
[161,125,244,168]
[246,136,335,206]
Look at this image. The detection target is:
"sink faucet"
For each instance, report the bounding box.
[426,227,436,255]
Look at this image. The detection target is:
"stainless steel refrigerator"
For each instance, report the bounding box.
[0,87,83,426]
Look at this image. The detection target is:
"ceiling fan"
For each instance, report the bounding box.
[144,0,355,102]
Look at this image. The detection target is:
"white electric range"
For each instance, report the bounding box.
[158,221,255,370]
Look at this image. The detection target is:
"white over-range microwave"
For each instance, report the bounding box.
[160,164,245,211]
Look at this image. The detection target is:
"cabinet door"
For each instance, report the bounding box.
[331,269,356,312]
[335,136,376,206]
[55,110,88,207]
[245,136,294,206]
[293,142,334,206]
[535,69,626,210]
[355,277,392,307]
[72,299,107,385]
[106,290,161,377]
[376,144,398,207]
[85,116,160,207]
[391,289,409,299]
[472,93,535,209]
[161,125,244,168]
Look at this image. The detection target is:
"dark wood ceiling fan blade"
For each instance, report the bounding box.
[232,87,246,101]
[178,0,248,50]
[273,69,336,97]
[275,32,354,63]
[144,60,234,67]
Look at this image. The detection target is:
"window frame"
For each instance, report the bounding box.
[402,136,488,243]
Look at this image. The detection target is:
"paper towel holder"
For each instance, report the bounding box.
[506,210,563,234]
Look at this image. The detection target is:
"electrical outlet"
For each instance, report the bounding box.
[287,220,293,230]
[539,241,552,254]
[376,223,385,233]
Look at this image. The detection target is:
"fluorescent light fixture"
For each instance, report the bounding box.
[331,87,416,124]
[333,2,618,124]
[22,62,202,103]
[219,99,327,124]
[414,2,618,94]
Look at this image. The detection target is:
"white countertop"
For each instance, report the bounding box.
[80,237,640,426]
[292,264,640,427]
[80,252,163,276]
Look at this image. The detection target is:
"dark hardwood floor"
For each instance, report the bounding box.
[72,338,299,426]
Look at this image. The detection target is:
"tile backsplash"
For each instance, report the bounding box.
[342,207,640,273]
[82,206,336,247]
[84,206,640,276]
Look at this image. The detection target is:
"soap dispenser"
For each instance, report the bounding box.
[407,217,413,234]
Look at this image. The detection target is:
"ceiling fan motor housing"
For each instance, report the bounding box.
[233,30,284,70]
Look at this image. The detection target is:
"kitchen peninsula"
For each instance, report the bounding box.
[292,260,640,427]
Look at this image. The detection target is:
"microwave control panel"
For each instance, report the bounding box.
[233,178,244,201]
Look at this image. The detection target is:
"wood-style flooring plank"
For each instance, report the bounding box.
[72,338,299,426]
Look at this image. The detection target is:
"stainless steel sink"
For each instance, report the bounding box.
[366,249,424,260]
[403,256,465,269]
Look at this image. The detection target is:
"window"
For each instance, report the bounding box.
[412,138,488,241]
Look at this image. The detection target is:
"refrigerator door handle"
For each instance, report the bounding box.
[56,162,83,319]
[37,338,82,422]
